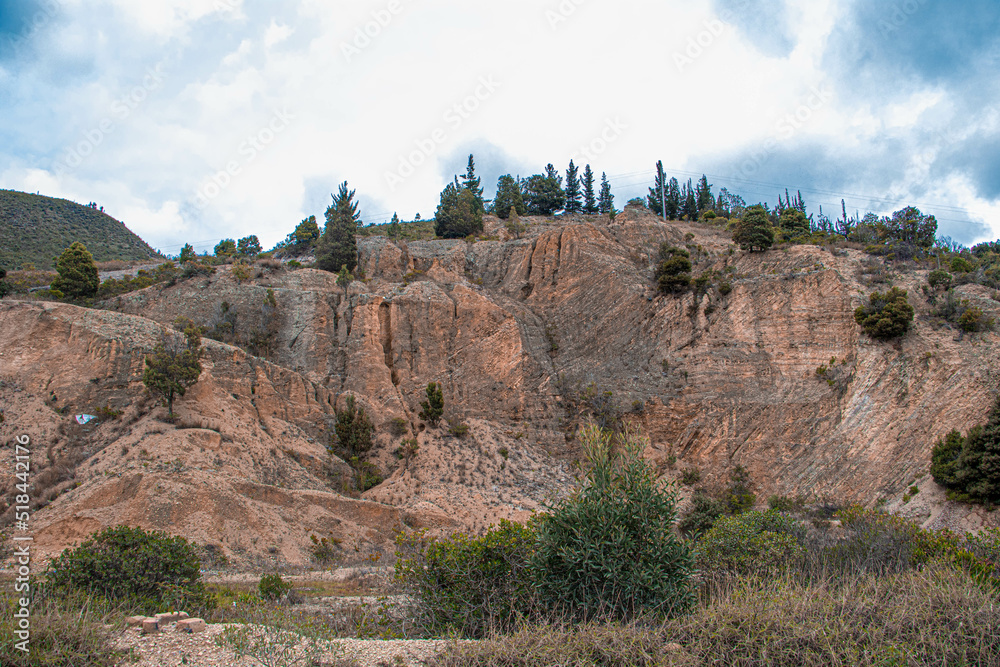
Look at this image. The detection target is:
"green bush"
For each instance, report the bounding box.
[928,269,953,290]
[679,490,728,537]
[258,574,292,601]
[531,425,696,621]
[331,395,374,460]
[930,400,1000,503]
[697,510,807,576]
[959,305,993,332]
[389,417,409,437]
[52,242,100,299]
[45,525,213,613]
[854,287,914,340]
[395,519,536,638]
[654,244,691,294]
[419,382,444,427]
[950,256,973,273]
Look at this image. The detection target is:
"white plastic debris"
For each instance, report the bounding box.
[75,414,97,425]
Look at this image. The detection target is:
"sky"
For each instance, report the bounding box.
[1,0,999,256]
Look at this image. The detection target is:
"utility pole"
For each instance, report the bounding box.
[657,160,666,223]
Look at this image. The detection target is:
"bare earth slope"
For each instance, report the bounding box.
[2,209,998,567]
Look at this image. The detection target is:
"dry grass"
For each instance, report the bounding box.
[430,566,1000,666]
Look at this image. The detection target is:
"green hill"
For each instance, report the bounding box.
[0,189,160,270]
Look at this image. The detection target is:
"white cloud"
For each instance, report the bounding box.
[2,0,998,253]
[263,20,293,49]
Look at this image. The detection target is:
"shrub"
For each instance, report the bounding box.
[258,574,292,601]
[951,256,973,273]
[350,458,383,491]
[395,519,536,638]
[854,287,914,340]
[308,534,340,566]
[718,281,732,296]
[679,489,728,537]
[45,525,213,613]
[331,395,374,460]
[52,242,99,299]
[449,421,470,438]
[389,417,409,437]
[928,269,953,290]
[696,510,807,576]
[680,467,701,485]
[959,305,993,332]
[725,465,756,514]
[930,399,1000,503]
[231,260,253,284]
[531,424,696,621]
[654,244,691,294]
[419,382,444,426]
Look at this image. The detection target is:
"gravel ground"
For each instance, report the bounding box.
[113,622,463,667]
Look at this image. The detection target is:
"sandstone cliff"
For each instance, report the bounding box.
[2,209,998,567]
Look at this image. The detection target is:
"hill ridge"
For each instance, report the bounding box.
[0,189,160,269]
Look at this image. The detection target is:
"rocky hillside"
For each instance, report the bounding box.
[0,189,160,270]
[2,208,998,568]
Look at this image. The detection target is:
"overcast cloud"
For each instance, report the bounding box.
[1,0,998,254]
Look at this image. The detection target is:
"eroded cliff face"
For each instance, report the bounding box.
[3,209,999,567]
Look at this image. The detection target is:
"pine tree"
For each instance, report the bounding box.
[285,216,320,253]
[332,395,375,460]
[582,165,597,214]
[316,181,362,273]
[695,175,713,214]
[142,323,203,416]
[178,243,196,264]
[52,242,99,299]
[491,174,525,219]
[665,177,680,220]
[237,235,261,258]
[544,163,563,190]
[419,382,444,427]
[598,172,614,215]
[214,239,236,258]
[435,177,484,238]
[564,160,582,213]
[523,170,565,216]
[388,213,401,240]
[461,154,485,215]
[680,179,698,221]
[647,161,667,216]
[733,205,774,252]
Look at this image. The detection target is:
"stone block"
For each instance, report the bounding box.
[141,619,160,634]
[126,615,148,627]
[176,618,207,633]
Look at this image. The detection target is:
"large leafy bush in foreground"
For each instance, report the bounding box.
[531,424,696,620]
[45,525,213,613]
